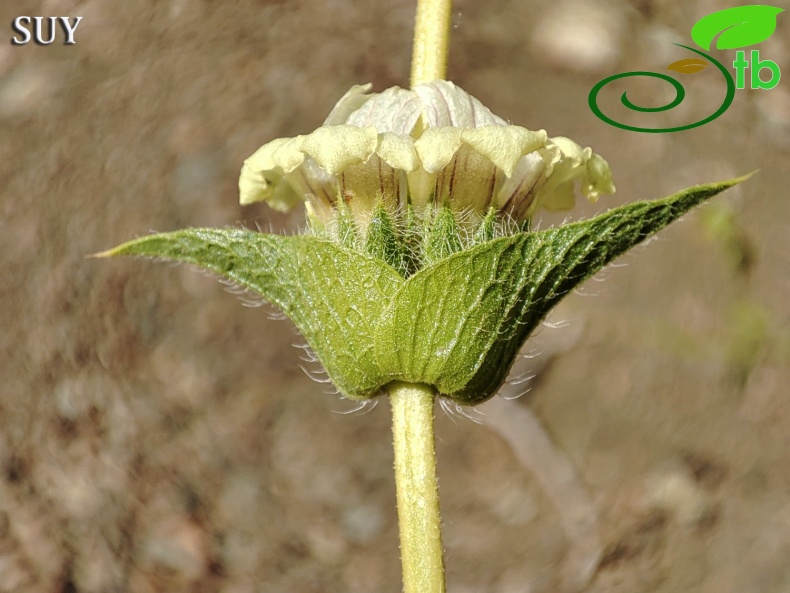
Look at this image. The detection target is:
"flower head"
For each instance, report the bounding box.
[239,81,614,226]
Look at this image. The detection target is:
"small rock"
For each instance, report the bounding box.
[139,518,209,584]
[643,466,715,527]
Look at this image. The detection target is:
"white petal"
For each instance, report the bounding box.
[460,126,547,177]
[414,127,463,173]
[244,136,307,175]
[238,163,304,209]
[238,160,270,206]
[414,80,509,128]
[548,136,585,164]
[584,153,615,201]
[284,157,338,207]
[407,169,436,208]
[339,154,406,218]
[323,84,373,125]
[532,138,615,212]
[300,125,378,175]
[239,137,308,206]
[377,133,419,171]
[496,150,550,215]
[344,86,423,134]
[433,144,500,212]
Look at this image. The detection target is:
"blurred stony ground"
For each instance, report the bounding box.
[1,0,789,592]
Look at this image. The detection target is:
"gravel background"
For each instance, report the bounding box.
[1,1,789,592]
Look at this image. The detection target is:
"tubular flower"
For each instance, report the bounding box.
[239,81,615,226]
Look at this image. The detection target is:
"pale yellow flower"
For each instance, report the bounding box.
[239,81,614,224]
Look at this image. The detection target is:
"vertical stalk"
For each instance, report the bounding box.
[389,1,453,591]
[389,382,446,593]
[410,0,453,87]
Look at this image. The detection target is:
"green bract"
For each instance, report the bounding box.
[101,80,747,404]
[100,177,746,404]
[104,81,739,404]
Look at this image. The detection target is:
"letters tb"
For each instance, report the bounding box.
[11,17,83,46]
[732,50,782,90]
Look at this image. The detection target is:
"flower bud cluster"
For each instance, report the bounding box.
[239,81,614,256]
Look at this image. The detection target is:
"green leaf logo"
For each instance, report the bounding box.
[691,5,783,51]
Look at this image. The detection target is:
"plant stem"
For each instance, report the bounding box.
[388,382,446,593]
[410,0,453,87]
[389,2,452,590]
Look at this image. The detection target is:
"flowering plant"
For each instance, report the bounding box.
[97,0,746,590]
[100,96,739,405]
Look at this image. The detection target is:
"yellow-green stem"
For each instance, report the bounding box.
[410,0,453,87]
[389,382,446,593]
[390,1,453,590]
